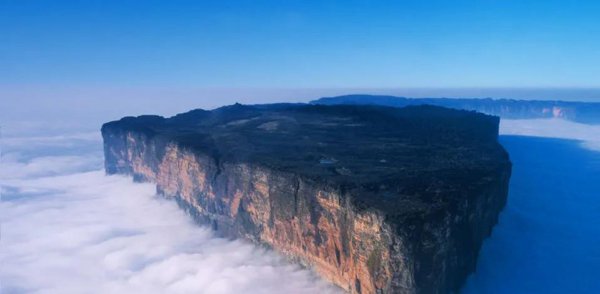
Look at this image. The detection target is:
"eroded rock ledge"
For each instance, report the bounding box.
[101,104,511,294]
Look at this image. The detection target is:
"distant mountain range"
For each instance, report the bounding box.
[311,95,600,124]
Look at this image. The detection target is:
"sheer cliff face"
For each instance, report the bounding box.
[102,104,511,294]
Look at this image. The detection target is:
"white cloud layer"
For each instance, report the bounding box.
[0,133,340,294]
[3,116,597,294]
[500,118,600,152]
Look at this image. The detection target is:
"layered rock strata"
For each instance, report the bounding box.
[102,104,511,294]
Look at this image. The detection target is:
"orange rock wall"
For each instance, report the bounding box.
[103,129,510,294]
[104,131,415,294]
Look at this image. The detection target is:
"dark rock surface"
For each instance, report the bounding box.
[102,103,512,294]
[312,94,600,124]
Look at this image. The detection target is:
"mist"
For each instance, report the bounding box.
[0,130,341,293]
[3,86,599,137]
[463,119,600,293]
[500,118,600,152]
[2,98,599,293]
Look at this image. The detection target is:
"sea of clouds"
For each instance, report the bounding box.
[2,116,599,294]
[500,118,600,152]
[0,131,341,294]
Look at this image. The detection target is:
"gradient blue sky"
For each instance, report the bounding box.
[2,0,600,88]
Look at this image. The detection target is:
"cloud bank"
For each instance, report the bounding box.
[3,115,597,294]
[500,118,600,152]
[0,132,340,294]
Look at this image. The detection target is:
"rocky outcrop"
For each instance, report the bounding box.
[311,94,600,124]
[102,104,511,294]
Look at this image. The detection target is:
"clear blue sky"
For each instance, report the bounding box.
[2,0,600,88]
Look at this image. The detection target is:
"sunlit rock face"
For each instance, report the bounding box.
[102,104,511,294]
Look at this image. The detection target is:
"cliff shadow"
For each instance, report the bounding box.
[462,135,600,294]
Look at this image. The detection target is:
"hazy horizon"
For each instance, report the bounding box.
[3,86,600,136]
[3,1,600,293]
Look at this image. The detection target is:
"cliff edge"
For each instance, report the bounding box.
[101,104,511,294]
[312,94,600,124]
